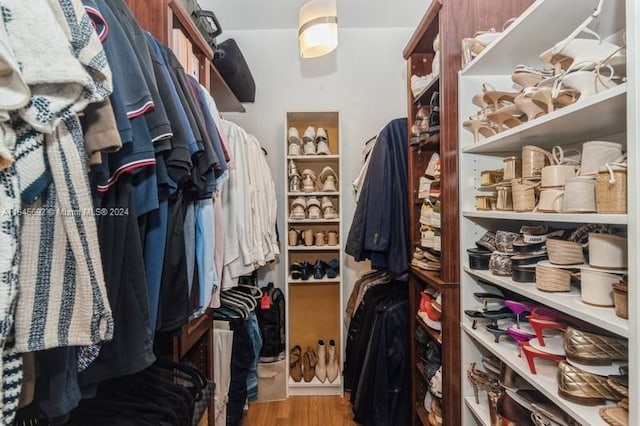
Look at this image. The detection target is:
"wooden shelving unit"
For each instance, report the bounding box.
[403,1,533,424]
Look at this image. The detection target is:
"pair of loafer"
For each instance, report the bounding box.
[291,259,339,280]
[313,259,339,279]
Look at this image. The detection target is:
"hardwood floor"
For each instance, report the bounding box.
[240,394,359,426]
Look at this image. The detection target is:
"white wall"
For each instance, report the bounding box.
[221,26,412,310]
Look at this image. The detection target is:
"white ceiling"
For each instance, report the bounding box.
[199,0,430,31]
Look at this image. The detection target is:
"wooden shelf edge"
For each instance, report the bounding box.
[209,63,246,112]
[416,405,430,426]
[403,0,443,58]
[168,0,213,59]
[416,314,443,344]
[411,266,458,288]
[416,362,430,384]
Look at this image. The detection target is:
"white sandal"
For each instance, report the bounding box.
[315,127,331,155]
[301,169,317,193]
[318,166,338,192]
[289,197,307,219]
[306,197,322,219]
[321,196,338,219]
[288,127,302,156]
[302,126,316,155]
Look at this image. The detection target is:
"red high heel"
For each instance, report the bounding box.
[527,307,564,346]
[521,342,565,374]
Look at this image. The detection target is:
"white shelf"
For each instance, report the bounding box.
[462,323,612,426]
[287,191,339,196]
[288,275,340,284]
[288,245,340,251]
[288,218,340,223]
[464,267,629,338]
[288,375,342,396]
[462,210,628,225]
[460,0,625,76]
[464,396,491,426]
[462,84,627,154]
[287,155,340,160]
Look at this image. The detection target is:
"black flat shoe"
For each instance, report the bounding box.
[313,260,328,279]
[290,263,303,280]
[326,258,339,278]
[300,261,312,281]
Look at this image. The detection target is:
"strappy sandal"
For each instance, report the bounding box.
[302,347,317,382]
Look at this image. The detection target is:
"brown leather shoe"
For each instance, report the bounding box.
[289,346,302,382]
[302,347,317,382]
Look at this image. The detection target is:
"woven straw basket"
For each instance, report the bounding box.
[535,263,572,292]
[612,281,628,319]
[546,239,584,265]
[511,179,538,212]
[596,164,627,213]
[522,145,554,178]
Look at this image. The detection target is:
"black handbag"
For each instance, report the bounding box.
[180,0,222,48]
[213,38,256,103]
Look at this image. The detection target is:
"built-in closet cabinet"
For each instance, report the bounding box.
[284,111,344,396]
[458,0,638,425]
[403,1,532,424]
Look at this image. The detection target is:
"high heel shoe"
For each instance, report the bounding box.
[504,300,534,328]
[481,83,519,110]
[486,104,523,132]
[511,64,555,89]
[474,292,505,311]
[465,306,515,329]
[467,362,500,404]
[528,316,565,347]
[523,86,579,114]
[559,63,622,98]
[521,342,565,374]
[514,92,546,122]
[486,324,510,343]
[539,0,625,70]
[463,117,497,143]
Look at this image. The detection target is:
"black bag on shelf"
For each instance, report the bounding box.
[213,38,256,103]
[180,0,222,48]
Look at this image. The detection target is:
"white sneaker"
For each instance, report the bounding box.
[315,127,331,155]
[420,226,435,248]
[302,126,316,155]
[411,74,432,98]
[418,176,433,199]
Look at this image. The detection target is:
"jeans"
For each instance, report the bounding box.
[244,312,262,402]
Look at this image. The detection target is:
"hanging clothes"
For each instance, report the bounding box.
[346,118,409,276]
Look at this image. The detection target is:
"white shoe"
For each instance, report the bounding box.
[303,126,316,155]
[288,127,301,156]
[411,74,433,98]
[315,127,331,155]
[318,166,338,192]
[289,197,307,219]
[321,196,338,219]
[301,169,317,193]
[307,197,322,219]
[418,176,433,199]
[420,226,435,248]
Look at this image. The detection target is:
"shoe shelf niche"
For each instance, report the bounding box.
[404,1,534,424]
[284,111,343,396]
[458,0,636,425]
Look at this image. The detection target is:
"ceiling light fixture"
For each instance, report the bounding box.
[298,0,338,58]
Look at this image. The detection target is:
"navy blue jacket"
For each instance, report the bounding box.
[346,118,409,276]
